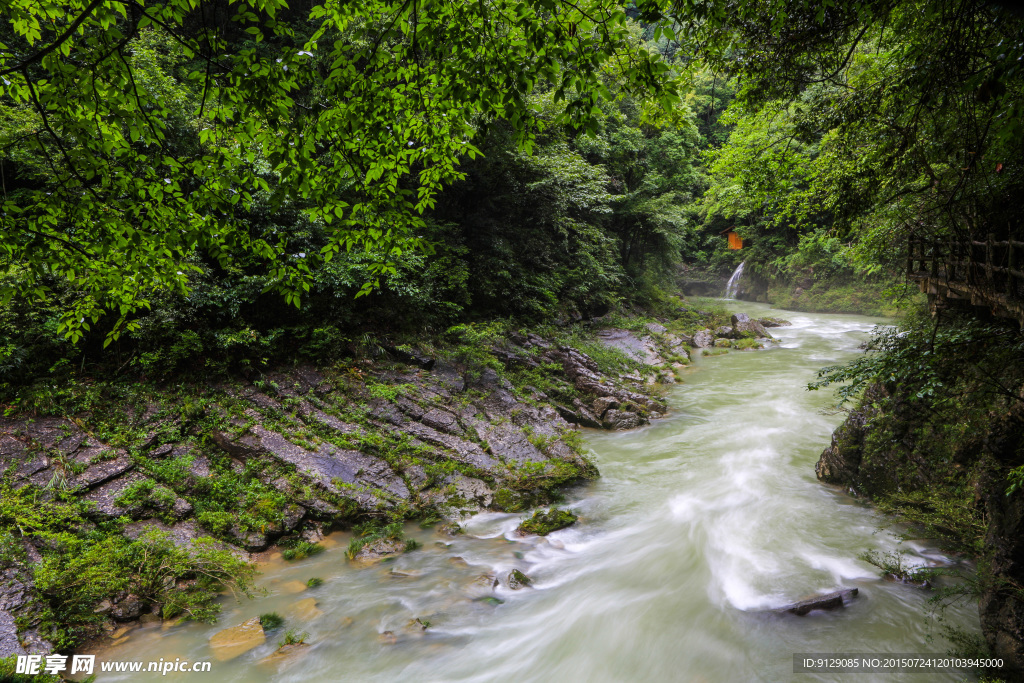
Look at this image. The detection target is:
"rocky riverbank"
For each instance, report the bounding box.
[0,304,785,659]
[817,385,1024,680]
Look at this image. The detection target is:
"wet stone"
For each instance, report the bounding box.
[209,617,266,661]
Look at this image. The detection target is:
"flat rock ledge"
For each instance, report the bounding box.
[0,332,669,657]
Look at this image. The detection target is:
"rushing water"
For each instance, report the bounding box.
[91,302,981,682]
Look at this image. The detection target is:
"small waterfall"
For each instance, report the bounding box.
[725,261,745,299]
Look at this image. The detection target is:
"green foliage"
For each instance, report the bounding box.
[0,657,63,682]
[260,612,285,631]
[730,338,762,351]
[0,530,25,568]
[365,381,415,403]
[0,0,680,343]
[810,311,1021,556]
[344,519,412,559]
[492,488,526,513]
[114,479,177,513]
[281,541,324,562]
[305,577,324,588]
[875,490,988,558]
[810,312,1024,410]
[32,528,255,649]
[443,322,507,368]
[861,549,938,585]
[278,629,308,647]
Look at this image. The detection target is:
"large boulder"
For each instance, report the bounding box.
[109,593,144,622]
[517,508,578,536]
[349,537,406,565]
[592,396,620,418]
[602,409,642,431]
[553,404,602,429]
[731,313,769,338]
[692,329,715,348]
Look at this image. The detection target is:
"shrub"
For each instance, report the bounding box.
[260,612,285,630]
[281,541,324,562]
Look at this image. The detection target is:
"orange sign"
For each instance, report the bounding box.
[727,232,744,250]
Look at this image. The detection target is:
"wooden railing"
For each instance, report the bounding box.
[907,234,1024,327]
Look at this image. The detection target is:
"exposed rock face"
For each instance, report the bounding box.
[0,611,26,658]
[602,409,641,431]
[592,396,619,418]
[596,328,663,366]
[693,329,715,348]
[0,330,670,655]
[815,384,887,489]
[542,338,666,430]
[818,386,1024,677]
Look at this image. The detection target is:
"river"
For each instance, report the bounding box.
[90,302,981,682]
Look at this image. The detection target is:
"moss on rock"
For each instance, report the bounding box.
[516,507,577,536]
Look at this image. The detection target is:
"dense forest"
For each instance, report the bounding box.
[1,0,1023,678]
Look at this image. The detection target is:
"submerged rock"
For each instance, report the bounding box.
[290,597,323,622]
[517,508,578,536]
[773,588,859,616]
[209,617,266,661]
[259,641,310,667]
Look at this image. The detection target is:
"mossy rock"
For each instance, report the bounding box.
[507,569,532,589]
[516,508,577,536]
[492,488,526,512]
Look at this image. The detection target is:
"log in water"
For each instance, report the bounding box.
[90,302,980,682]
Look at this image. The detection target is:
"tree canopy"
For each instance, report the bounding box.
[0,0,678,342]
